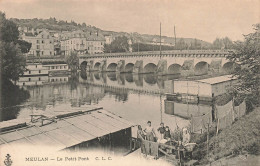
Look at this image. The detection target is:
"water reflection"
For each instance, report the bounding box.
[3,72,203,131]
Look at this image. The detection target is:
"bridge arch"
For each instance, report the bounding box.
[94,72,100,80]
[107,63,117,72]
[125,73,134,83]
[143,63,157,73]
[93,62,101,71]
[80,61,88,71]
[125,63,134,73]
[195,61,209,75]
[80,71,88,80]
[168,64,182,75]
[144,74,157,85]
[107,72,117,81]
[222,62,235,74]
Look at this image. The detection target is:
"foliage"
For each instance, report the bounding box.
[0,12,26,81]
[212,37,234,49]
[66,51,79,72]
[104,36,129,53]
[10,17,100,32]
[17,40,32,53]
[227,24,260,106]
[0,13,19,43]
[131,42,175,52]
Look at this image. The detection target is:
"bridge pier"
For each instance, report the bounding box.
[100,60,107,72]
[156,59,167,75]
[133,60,143,74]
[116,60,125,73]
[181,60,194,76]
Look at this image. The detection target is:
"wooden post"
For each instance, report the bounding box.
[216,118,219,135]
[207,123,210,160]
[191,114,193,133]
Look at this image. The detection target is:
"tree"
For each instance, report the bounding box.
[0,13,19,43]
[212,37,234,49]
[0,12,26,82]
[227,24,260,106]
[175,38,188,50]
[104,36,129,53]
[17,40,32,53]
[66,51,79,72]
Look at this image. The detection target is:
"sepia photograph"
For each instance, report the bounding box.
[0,0,259,165]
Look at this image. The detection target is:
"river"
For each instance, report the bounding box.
[1,72,214,132]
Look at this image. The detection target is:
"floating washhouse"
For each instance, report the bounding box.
[173,75,237,97]
[0,108,135,153]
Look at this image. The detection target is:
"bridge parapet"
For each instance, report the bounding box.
[79,50,232,59]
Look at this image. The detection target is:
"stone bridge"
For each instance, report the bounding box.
[79,50,234,76]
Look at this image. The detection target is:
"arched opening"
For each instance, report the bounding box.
[80,71,87,80]
[222,62,235,74]
[94,72,100,80]
[107,63,117,72]
[125,63,134,73]
[144,74,157,85]
[93,62,101,71]
[80,61,88,71]
[143,63,157,73]
[168,64,182,75]
[125,73,134,83]
[107,72,117,81]
[195,61,209,75]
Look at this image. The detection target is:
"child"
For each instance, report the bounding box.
[164,126,171,141]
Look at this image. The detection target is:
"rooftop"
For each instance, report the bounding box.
[0,108,134,151]
[197,75,237,85]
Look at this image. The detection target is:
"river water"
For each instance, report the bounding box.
[2,72,213,133]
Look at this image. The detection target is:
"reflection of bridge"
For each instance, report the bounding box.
[79,50,234,76]
[79,72,175,94]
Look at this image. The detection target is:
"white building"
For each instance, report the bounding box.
[22,30,55,57]
[173,75,238,97]
[60,30,105,56]
[23,63,49,76]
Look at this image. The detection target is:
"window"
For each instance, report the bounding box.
[37,45,40,49]
[50,51,52,55]
[50,40,52,44]
[29,71,31,74]
[37,40,39,44]
[29,78,31,81]
[39,77,41,81]
[39,70,41,73]
[52,66,54,69]
[42,51,44,55]
[36,65,37,68]
[42,40,44,44]
[60,66,62,69]
[42,35,44,38]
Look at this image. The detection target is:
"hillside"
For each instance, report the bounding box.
[11,17,211,48]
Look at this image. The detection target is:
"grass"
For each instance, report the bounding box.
[190,107,260,165]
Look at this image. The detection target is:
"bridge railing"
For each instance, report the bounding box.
[79,49,232,58]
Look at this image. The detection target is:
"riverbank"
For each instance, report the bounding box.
[191,107,260,165]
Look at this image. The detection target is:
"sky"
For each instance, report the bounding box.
[0,0,259,42]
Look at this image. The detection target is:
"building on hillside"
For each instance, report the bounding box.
[22,29,55,57]
[104,35,114,44]
[60,30,106,56]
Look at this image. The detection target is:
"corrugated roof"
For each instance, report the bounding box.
[0,109,134,150]
[197,75,237,85]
